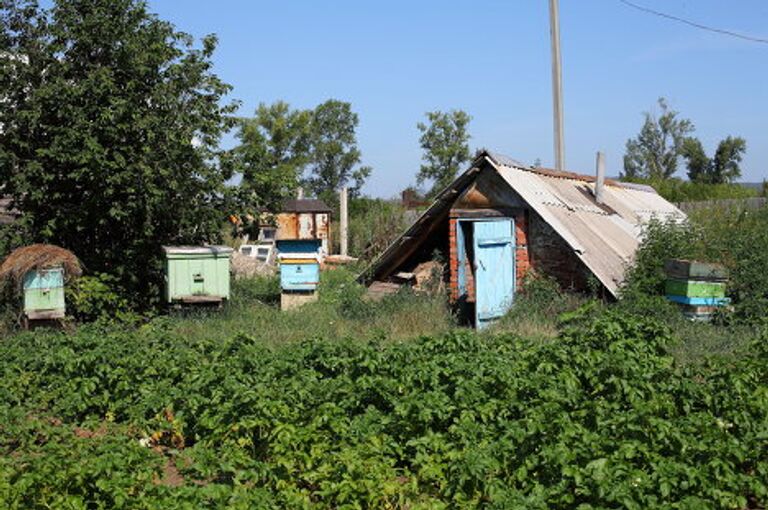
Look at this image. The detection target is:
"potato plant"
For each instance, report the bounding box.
[1,313,767,508]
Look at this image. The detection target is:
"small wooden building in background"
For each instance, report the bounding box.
[276,199,331,257]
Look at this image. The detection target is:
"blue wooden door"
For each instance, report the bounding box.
[473,219,515,329]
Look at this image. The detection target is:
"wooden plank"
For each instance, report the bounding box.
[178,295,223,304]
[365,281,402,301]
[26,309,65,320]
[450,208,517,218]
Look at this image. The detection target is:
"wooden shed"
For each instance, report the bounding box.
[276,199,332,257]
[361,151,685,328]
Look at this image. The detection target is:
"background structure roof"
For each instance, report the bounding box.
[282,199,332,213]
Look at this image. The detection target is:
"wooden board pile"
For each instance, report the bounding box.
[664,259,729,321]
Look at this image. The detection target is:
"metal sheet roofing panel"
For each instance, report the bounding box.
[493,157,685,296]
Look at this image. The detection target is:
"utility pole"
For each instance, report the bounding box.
[549,0,565,172]
[339,186,348,257]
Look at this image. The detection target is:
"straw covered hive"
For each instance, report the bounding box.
[0,244,82,289]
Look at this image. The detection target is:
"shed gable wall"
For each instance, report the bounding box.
[447,165,595,301]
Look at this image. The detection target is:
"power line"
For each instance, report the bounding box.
[618,0,768,45]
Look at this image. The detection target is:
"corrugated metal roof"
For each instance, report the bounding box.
[492,157,685,296]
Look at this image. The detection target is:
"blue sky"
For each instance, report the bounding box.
[147,0,768,197]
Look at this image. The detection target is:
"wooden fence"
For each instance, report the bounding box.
[675,197,767,213]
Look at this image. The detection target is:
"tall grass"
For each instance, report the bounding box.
[167,267,455,347]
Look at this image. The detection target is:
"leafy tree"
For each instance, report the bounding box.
[682,136,747,184]
[304,99,371,202]
[680,138,709,182]
[712,136,747,184]
[416,110,471,197]
[622,98,693,180]
[228,101,312,215]
[0,0,236,305]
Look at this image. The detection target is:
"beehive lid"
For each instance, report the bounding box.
[162,246,233,256]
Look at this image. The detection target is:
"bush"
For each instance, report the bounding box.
[622,207,768,325]
[230,274,281,306]
[66,273,133,323]
[625,178,758,203]
[347,198,411,261]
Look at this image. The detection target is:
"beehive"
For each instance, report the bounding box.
[163,246,232,304]
[664,259,729,321]
[23,267,65,320]
[277,240,321,310]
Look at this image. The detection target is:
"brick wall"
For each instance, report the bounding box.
[448,217,459,302]
[514,211,531,288]
[448,211,530,304]
[528,210,590,290]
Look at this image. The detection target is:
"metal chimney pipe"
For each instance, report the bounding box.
[595,151,605,204]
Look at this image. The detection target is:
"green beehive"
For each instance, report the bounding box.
[665,279,726,298]
[23,267,66,319]
[163,246,233,305]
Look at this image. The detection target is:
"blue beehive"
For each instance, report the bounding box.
[277,240,321,310]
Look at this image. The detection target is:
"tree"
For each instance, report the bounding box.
[229,101,312,215]
[680,138,710,183]
[304,99,371,202]
[0,0,236,305]
[416,110,471,197]
[712,136,746,184]
[622,98,693,180]
[682,136,747,184]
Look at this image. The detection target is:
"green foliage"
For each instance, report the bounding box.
[621,218,701,298]
[623,208,768,325]
[637,178,758,203]
[230,99,372,212]
[1,312,767,508]
[304,99,372,202]
[228,102,313,216]
[494,272,590,341]
[168,268,454,348]
[66,273,133,323]
[682,136,747,184]
[347,197,410,261]
[416,110,472,198]
[0,0,237,308]
[623,98,694,180]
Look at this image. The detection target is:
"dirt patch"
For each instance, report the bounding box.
[154,457,185,488]
[73,424,108,439]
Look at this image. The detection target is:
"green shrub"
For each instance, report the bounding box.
[230,274,280,306]
[622,208,768,325]
[66,273,133,323]
[626,178,758,203]
[347,198,411,262]
[621,218,701,299]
